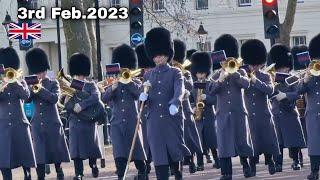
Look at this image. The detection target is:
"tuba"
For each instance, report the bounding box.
[57,68,76,97]
[194,80,205,121]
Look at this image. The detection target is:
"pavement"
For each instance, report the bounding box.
[11,147,311,180]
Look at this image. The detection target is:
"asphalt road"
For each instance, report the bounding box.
[11,148,311,180]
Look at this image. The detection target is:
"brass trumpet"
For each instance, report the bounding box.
[285,60,320,86]
[32,80,43,94]
[4,68,23,83]
[221,57,242,74]
[119,68,142,84]
[172,60,192,74]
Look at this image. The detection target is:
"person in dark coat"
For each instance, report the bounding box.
[296,34,320,180]
[172,40,203,174]
[291,45,309,167]
[135,43,155,175]
[68,53,102,180]
[189,51,219,172]
[210,34,254,180]
[241,40,281,176]
[269,44,307,172]
[25,48,71,180]
[139,27,191,180]
[102,44,147,180]
[0,47,36,180]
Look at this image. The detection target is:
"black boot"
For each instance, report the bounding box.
[240,157,251,178]
[268,162,276,175]
[220,175,232,180]
[74,159,84,180]
[146,162,151,174]
[92,167,99,178]
[206,154,213,163]
[291,160,301,170]
[275,163,282,172]
[23,167,32,180]
[189,162,196,174]
[73,175,83,180]
[101,159,106,168]
[213,158,221,169]
[307,172,319,180]
[249,157,256,177]
[174,170,183,180]
[55,164,64,180]
[1,168,12,180]
[196,153,204,171]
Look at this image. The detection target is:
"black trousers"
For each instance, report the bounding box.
[115,158,146,178]
[220,157,232,175]
[1,167,30,180]
[36,163,62,178]
[74,158,97,176]
[310,156,320,173]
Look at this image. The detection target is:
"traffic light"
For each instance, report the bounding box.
[262,0,280,39]
[17,0,31,9]
[129,0,144,47]
[17,0,33,50]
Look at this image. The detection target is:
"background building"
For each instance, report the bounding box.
[0,0,319,75]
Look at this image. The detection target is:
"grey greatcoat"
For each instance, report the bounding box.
[297,77,320,155]
[183,71,203,154]
[29,78,71,165]
[102,80,146,161]
[244,71,280,156]
[190,80,217,150]
[271,79,306,149]
[143,64,191,166]
[0,81,36,169]
[68,81,102,159]
[210,69,254,158]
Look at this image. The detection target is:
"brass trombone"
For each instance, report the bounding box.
[285,60,320,86]
[172,60,192,74]
[57,69,76,97]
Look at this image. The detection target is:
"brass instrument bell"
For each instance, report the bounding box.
[221,57,242,74]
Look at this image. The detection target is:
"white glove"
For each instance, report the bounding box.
[218,70,227,82]
[111,82,118,91]
[276,91,287,101]
[169,104,179,115]
[251,74,257,83]
[303,71,311,83]
[139,92,148,102]
[143,81,151,87]
[200,94,207,101]
[73,103,82,113]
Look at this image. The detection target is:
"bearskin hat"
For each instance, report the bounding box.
[135,43,155,68]
[214,34,239,58]
[144,27,174,62]
[0,47,20,70]
[26,48,51,74]
[112,44,137,69]
[191,51,212,76]
[269,44,292,70]
[309,33,320,59]
[241,39,267,65]
[186,49,197,60]
[68,53,91,76]
[173,39,187,64]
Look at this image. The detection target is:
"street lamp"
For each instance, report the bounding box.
[2,11,13,47]
[197,23,208,51]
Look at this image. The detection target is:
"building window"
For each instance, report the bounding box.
[153,0,165,12]
[238,0,251,7]
[197,42,211,51]
[30,0,38,9]
[109,0,121,7]
[196,0,208,10]
[291,36,307,46]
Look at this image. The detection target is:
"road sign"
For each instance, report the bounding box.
[131,33,143,45]
[19,39,33,50]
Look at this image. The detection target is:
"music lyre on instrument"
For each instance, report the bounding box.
[194,80,206,121]
[123,81,151,180]
[285,60,320,86]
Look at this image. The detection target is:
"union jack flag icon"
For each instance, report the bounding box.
[8,22,41,40]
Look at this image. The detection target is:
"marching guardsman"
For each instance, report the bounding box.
[296,34,320,180]
[135,43,156,174]
[68,53,102,180]
[291,44,309,167]
[102,44,147,180]
[25,48,71,180]
[210,34,253,180]
[139,27,191,180]
[189,51,219,171]
[241,39,280,177]
[268,44,306,172]
[0,47,36,180]
[172,40,203,174]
